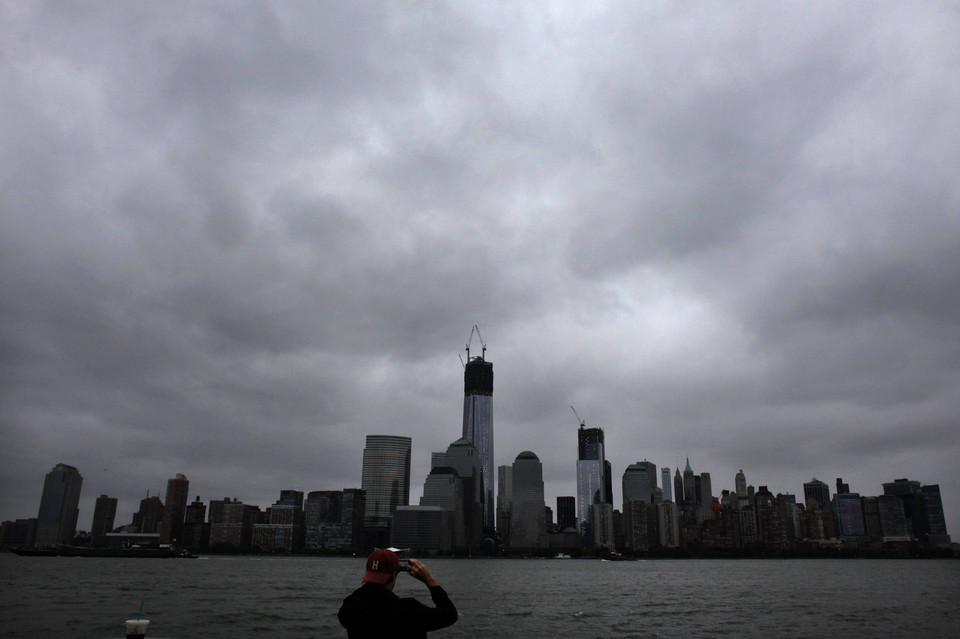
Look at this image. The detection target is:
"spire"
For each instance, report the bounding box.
[684,457,693,474]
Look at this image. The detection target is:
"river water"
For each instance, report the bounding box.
[0,554,957,638]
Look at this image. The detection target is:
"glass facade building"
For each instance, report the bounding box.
[462,355,494,530]
[576,426,606,544]
[35,463,83,548]
[361,435,412,529]
[623,461,657,505]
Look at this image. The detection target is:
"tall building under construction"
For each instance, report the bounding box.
[461,326,494,531]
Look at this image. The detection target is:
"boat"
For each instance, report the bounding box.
[552,552,572,559]
[12,545,195,558]
[56,545,181,558]
[11,547,59,557]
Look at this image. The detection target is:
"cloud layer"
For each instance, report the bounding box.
[2,1,958,536]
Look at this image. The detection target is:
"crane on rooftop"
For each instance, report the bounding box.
[464,324,486,363]
[571,405,586,429]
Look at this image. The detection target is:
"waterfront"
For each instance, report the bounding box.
[0,554,957,638]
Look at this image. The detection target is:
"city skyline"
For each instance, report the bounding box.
[2,2,959,539]
[5,449,951,551]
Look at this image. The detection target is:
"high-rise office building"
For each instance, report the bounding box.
[361,435,412,530]
[210,500,260,550]
[592,502,616,552]
[91,494,117,546]
[556,496,576,532]
[35,463,83,548]
[509,451,545,549]
[661,467,672,502]
[735,470,747,498]
[342,488,366,551]
[182,496,209,550]
[699,472,713,507]
[836,477,850,495]
[673,469,683,507]
[803,478,831,510]
[576,425,606,544]
[497,465,513,544]
[877,495,909,541]
[833,493,866,541]
[159,473,190,544]
[462,334,494,531]
[420,466,465,550]
[622,461,657,505]
[133,495,164,534]
[920,484,950,545]
[882,479,951,545]
[682,458,696,508]
[253,492,305,553]
[658,501,680,547]
[442,438,483,548]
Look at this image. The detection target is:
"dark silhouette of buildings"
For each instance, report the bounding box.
[158,474,189,544]
[35,463,83,548]
[91,494,117,546]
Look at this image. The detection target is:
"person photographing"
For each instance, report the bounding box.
[338,549,458,638]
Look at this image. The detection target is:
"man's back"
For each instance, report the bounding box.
[338,577,457,638]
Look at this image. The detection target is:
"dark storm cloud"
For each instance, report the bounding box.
[1,1,958,536]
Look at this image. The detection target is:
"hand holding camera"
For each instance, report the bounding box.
[405,558,439,588]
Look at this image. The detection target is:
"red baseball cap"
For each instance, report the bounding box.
[362,549,400,585]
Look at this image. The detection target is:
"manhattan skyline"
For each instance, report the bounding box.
[2,2,959,538]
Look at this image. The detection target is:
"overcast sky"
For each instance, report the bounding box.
[3,1,959,539]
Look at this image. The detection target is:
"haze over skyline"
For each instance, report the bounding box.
[2,1,958,537]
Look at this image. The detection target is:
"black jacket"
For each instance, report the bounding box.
[338,582,458,638]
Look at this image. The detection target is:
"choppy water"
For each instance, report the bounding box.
[0,554,957,638]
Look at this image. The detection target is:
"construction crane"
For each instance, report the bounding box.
[570,405,586,428]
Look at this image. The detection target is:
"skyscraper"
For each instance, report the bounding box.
[461,329,494,531]
[682,458,696,508]
[509,451,545,549]
[673,469,683,507]
[35,463,83,548]
[803,478,831,510]
[159,473,189,544]
[442,438,483,548]
[497,464,513,544]
[920,484,951,545]
[576,424,606,544]
[132,495,164,534]
[91,494,117,546]
[420,466,465,549]
[833,493,866,541]
[661,467,672,502]
[556,496,576,532]
[699,472,713,507]
[361,435,412,530]
[735,470,747,498]
[623,461,657,505]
